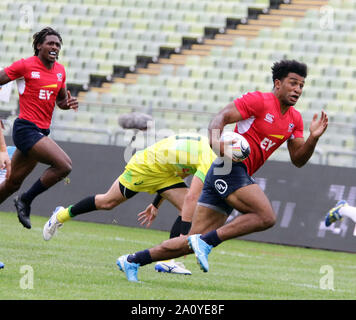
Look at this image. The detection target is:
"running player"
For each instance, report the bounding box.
[116,59,329,282]
[0,27,78,229]
[43,133,217,274]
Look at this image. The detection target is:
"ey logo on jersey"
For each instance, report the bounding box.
[260,134,285,152]
[38,84,57,100]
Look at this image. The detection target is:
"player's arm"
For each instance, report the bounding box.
[180,176,204,233]
[56,88,78,111]
[287,110,328,167]
[0,70,11,86]
[208,102,244,156]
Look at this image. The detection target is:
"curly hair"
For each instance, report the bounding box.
[271,60,307,83]
[32,27,63,56]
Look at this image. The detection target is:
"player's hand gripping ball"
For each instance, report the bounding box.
[220,131,250,162]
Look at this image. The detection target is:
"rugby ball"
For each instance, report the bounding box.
[220,131,250,162]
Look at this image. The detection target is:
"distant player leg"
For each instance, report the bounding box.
[160,186,189,235]
[325,200,356,226]
[26,136,72,191]
[154,186,193,275]
[43,178,131,240]
[0,149,38,228]
[339,205,356,223]
[14,136,71,228]
[0,149,38,203]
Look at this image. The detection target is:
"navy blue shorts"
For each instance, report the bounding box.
[12,118,50,155]
[198,158,256,215]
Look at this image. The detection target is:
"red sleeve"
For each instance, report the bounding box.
[292,112,304,139]
[4,59,26,80]
[233,91,264,120]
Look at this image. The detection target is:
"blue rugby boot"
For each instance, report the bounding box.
[116,254,140,282]
[188,234,212,272]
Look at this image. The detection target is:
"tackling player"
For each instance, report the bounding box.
[0,27,78,229]
[116,60,329,282]
[43,133,217,275]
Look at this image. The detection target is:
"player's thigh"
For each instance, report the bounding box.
[225,183,274,216]
[27,136,71,166]
[160,187,188,211]
[7,149,38,184]
[95,178,127,208]
[189,204,227,235]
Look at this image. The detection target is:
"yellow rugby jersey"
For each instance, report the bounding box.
[126,134,217,183]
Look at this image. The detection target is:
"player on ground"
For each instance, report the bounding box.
[0,27,78,229]
[325,201,356,226]
[116,59,329,282]
[44,133,217,275]
[0,119,11,269]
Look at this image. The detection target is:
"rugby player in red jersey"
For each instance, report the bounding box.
[0,27,78,229]
[116,60,329,282]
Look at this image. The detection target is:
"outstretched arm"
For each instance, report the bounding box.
[288,110,328,167]
[137,194,164,228]
[0,70,11,86]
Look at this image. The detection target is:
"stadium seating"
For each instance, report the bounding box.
[1,0,356,167]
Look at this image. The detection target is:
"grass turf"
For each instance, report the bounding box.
[0,211,355,300]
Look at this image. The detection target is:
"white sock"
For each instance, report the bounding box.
[339,205,356,223]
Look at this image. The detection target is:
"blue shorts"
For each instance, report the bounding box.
[12,118,50,155]
[198,158,256,215]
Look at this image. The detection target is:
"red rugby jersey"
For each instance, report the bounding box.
[234,91,304,175]
[4,56,66,129]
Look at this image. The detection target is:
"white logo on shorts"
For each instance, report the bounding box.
[215,179,228,195]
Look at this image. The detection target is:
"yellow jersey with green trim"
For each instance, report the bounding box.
[125,134,216,183]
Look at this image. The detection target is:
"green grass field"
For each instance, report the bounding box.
[1,210,355,300]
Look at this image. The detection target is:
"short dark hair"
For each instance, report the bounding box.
[271,60,307,82]
[32,27,63,56]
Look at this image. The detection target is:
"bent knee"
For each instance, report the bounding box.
[56,160,72,177]
[95,195,118,210]
[259,211,276,230]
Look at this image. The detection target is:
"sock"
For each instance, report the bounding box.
[169,216,182,238]
[340,205,356,223]
[56,205,73,223]
[70,196,96,216]
[127,249,152,266]
[21,179,48,205]
[180,221,191,235]
[200,230,222,248]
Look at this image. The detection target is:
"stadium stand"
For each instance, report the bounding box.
[0,0,355,167]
